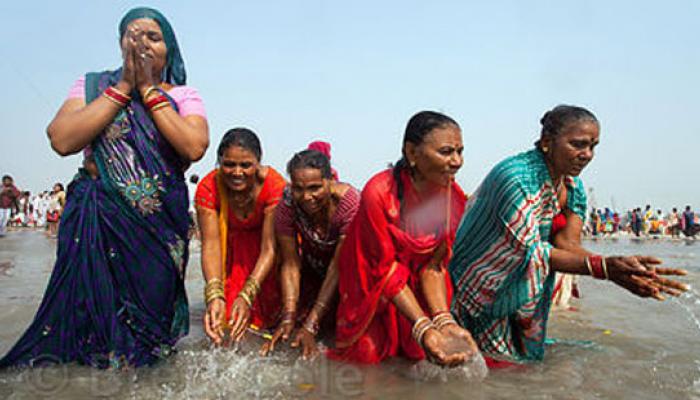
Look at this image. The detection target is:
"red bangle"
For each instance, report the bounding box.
[145,95,169,110]
[589,255,606,280]
[104,86,131,106]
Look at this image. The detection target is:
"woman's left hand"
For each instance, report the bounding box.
[291,328,319,360]
[132,30,157,93]
[438,323,479,360]
[227,297,251,343]
[607,256,688,300]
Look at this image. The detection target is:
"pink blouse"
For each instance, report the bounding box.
[67,76,207,118]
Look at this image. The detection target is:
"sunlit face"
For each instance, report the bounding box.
[290,168,331,216]
[406,125,464,187]
[542,120,600,177]
[121,18,167,79]
[219,146,259,193]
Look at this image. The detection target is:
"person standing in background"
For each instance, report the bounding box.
[668,208,680,238]
[0,175,21,237]
[683,206,696,238]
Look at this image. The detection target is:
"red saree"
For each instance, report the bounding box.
[330,169,466,364]
[195,168,286,329]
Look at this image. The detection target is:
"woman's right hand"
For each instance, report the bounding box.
[260,321,294,356]
[119,25,139,92]
[203,298,226,345]
[422,328,468,367]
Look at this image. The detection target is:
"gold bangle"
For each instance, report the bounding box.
[110,86,132,100]
[150,102,171,112]
[205,291,225,305]
[204,280,224,293]
[247,277,261,294]
[602,257,609,280]
[142,85,159,100]
[238,291,252,307]
[206,277,223,285]
[585,256,594,277]
[242,282,257,300]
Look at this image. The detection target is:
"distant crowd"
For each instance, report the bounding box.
[0,175,66,237]
[586,205,697,238]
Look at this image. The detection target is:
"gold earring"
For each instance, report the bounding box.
[542,147,549,153]
[409,161,416,168]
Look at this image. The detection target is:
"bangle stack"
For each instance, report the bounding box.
[204,278,225,306]
[280,309,296,326]
[237,277,261,307]
[586,255,609,280]
[103,86,131,107]
[142,85,160,101]
[432,311,458,330]
[145,94,170,113]
[411,316,435,347]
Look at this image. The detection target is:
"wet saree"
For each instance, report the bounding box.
[274,185,360,318]
[195,168,286,329]
[449,148,587,362]
[0,69,192,369]
[331,169,466,364]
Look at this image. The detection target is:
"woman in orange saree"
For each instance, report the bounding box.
[196,128,286,344]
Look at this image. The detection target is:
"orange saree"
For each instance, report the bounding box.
[195,168,286,328]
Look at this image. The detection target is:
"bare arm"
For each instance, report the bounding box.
[142,90,209,161]
[278,234,302,312]
[46,84,129,156]
[420,242,450,315]
[197,206,222,282]
[197,205,226,344]
[391,285,427,323]
[260,233,300,355]
[306,236,345,323]
[248,207,278,286]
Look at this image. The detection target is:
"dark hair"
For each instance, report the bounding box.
[287,149,332,179]
[217,128,262,162]
[54,183,64,191]
[2,175,11,181]
[189,174,200,184]
[393,111,460,215]
[536,105,598,148]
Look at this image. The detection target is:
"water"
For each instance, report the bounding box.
[0,231,699,399]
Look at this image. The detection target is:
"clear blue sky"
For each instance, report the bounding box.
[1,1,698,212]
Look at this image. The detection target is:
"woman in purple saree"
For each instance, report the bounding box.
[0,7,209,369]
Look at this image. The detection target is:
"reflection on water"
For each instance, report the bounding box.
[0,232,699,399]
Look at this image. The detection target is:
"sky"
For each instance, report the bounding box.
[0,1,698,212]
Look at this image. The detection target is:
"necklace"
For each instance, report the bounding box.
[229,190,255,219]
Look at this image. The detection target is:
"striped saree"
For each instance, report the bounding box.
[449,148,586,362]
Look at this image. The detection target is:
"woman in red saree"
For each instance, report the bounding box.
[331,111,479,366]
[196,128,286,345]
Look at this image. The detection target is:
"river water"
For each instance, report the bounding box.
[0,231,698,399]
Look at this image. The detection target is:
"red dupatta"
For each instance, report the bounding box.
[333,169,465,360]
